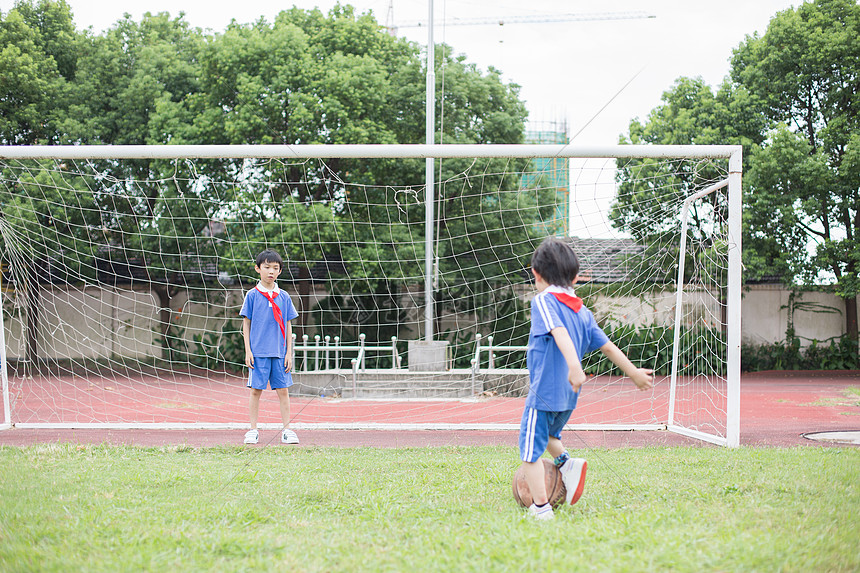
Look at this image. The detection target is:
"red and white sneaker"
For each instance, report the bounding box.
[559,458,587,505]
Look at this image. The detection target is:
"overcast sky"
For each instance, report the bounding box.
[1,0,800,145]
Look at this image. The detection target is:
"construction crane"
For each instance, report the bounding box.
[388,11,655,35]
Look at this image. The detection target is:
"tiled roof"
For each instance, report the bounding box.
[563,236,649,283]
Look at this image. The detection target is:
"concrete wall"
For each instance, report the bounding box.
[2,285,159,360]
[2,283,857,360]
[741,284,853,346]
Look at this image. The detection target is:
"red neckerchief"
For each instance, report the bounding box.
[549,290,583,313]
[256,286,286,340]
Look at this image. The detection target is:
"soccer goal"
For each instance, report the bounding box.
[0,144,741,447]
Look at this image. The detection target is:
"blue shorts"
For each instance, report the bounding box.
[247,357,293,390]
[519,408,573,463]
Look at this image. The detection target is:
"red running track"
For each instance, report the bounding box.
[0,370,857,448]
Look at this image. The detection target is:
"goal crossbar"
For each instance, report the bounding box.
[0,144,741,160]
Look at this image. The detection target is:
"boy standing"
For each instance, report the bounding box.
[240,249,300,445]
[520,237,653,519]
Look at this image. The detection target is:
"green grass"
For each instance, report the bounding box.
[1,444,858,572]
[808,386,860,409]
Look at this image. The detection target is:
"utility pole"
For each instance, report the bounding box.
[424,0,435,341]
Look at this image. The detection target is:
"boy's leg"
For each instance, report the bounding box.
[273,372,298,444]
[247,357,273,429]
[545,412,572,464]
[546,411,588,505]
[275,387,291,428]
[248,388,264,428]
[245,359,271,444]
[521,460,549,506]
[519,407,551,512]
[547,436,565,459]
[244,389,263,444]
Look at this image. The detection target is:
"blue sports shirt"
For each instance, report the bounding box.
[240,284,299,358]
[526,285,609,411]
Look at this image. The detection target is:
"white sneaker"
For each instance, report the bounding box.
[243,429,259,444]
[559,458,587,505]
[527,503,554,520]
[281,428,299,444]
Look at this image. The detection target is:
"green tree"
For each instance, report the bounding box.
[0,0,79,144]
[0,0,86,364]
[732,0,860,340]
[63,11,210,341]
[615,0,860,342]
[613,77,770,299]
[0,2,540,360]
[179,8,532,343]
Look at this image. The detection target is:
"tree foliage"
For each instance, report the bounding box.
[0,0,78,144]
[613,77,769,294]
[0,0,537,351]
[733,0,860,338]
[615,0,860,340]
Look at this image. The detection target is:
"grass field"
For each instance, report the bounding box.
[1,444,858,572]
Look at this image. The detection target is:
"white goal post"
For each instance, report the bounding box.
[0,144,742,447]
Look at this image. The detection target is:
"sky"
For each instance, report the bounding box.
[1,0,800,145]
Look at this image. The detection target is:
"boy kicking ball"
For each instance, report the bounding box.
[240,249,300,445]
[520,237,654,520]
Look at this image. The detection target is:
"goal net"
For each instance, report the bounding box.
[0,144,741,446]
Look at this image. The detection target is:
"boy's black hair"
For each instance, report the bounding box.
[531,237,579,287]
[255,249,284,269]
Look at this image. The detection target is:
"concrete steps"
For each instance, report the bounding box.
[292,369,528,399]
[342,372,475,399]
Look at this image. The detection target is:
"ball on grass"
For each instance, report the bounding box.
[512,459,566,508]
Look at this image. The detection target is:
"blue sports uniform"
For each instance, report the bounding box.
[519,285,609,462]
[240,284,299,390]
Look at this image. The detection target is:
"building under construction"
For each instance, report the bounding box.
[521,121,569,236]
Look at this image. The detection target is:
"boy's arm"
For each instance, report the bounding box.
[550,326,587,392]
[284,320,293,372]
[242,317,254,369]
[599,341,653,390]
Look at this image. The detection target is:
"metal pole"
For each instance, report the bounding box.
[668,179,730,430]
[726,148,743,448]
[424,0,436,342]
[0,272,11,429]
[0,144,743,160]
